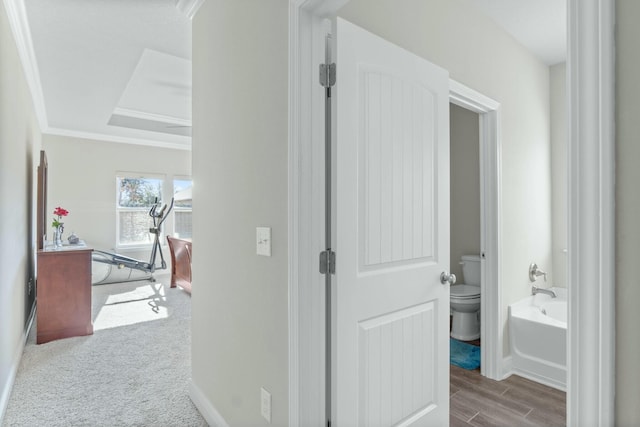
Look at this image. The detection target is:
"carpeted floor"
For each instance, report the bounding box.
[2,277,207,427]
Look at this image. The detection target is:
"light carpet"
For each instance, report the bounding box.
[2,277,207,427]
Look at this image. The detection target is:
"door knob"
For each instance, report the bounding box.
[440,271,456,285]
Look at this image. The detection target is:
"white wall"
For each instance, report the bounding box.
[42,134,190,266]
[616,0,640,423]
[550,63,567,288]
[338,0,553,356]
[191,1,289,426]
[450,104,481,281]
[0,1,41,420]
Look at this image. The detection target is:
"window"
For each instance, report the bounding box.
[173,178,192,239]
[116,175,163,247]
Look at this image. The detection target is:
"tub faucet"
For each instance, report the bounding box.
[529,263,547,282]
[532,285,557,298]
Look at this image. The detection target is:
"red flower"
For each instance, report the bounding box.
[52,206,69,228]
[53,207,69,217]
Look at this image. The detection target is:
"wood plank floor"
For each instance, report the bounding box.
[450,364,566,427]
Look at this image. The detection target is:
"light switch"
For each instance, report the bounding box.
[256,227,271,256]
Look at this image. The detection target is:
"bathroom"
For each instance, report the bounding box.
[449,59,568,389]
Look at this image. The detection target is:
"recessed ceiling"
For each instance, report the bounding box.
[23,0,193,149]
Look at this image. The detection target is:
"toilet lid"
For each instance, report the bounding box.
[450,284,480,298]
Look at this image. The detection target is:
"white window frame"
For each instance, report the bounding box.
[115,172,166,250]
[172,176,193,239]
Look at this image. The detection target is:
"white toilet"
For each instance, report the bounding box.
[450,254,481,341]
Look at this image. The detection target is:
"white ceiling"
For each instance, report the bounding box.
[24,0,192,149]
[15,0,565,151]
[473,0,567,66]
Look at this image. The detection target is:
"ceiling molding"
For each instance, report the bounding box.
[44,127,191,151]
[112,107,191,127]
[175,0,205,20]
[3,0,48,130]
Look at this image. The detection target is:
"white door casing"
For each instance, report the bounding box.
[333,18,450,426]
[288,1,615,424]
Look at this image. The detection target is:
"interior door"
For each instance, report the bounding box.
[333,18,451,426]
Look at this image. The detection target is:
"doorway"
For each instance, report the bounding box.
[289,1,616,425]
[449,103,481,348]
[449,81,502,380]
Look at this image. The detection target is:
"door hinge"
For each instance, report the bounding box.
[319,63,336,88]
[319,249,336,275]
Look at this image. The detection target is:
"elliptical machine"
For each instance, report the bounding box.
[92,198,174,284]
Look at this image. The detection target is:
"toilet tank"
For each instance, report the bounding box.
[460,255,481,285]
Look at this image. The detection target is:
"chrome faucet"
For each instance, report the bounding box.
[532,285,557,298]
[529,263,556,297]
[529,263,547,282]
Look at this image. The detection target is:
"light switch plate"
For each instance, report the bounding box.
[256,227,271,256]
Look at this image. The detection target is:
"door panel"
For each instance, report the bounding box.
[359,67,437,270]
[334,18,450,426]
[358,302,436,425]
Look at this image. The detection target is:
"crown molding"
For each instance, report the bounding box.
[3,0,48,131]
[112,107,192,127]
[44,127,191,151]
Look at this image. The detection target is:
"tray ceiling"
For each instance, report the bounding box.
[20,0,193,149]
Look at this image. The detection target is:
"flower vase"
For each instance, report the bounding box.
[54,224,64,248]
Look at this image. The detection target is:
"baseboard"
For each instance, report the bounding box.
[502,355,566,391]
[189,379,230,427]
[0,305,35,424]
[511,367,567,392]
[501,355,513,380]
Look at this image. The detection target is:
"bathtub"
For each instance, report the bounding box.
[508,287,567,390]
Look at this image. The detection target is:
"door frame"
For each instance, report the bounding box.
[449,81,503,381]
[566,1,615,424]
[288,0,615,425]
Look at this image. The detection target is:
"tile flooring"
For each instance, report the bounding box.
[450,364,566,426]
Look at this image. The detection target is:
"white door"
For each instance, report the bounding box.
[333,18,451,426]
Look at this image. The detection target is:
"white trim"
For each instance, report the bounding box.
[3,0,48,131]
[566,0,615,425]
[111,108,192,127]
[449,79,503,381]
[44,128,191,151]
[0,309,35,423]
[502,355,513,380]
[188,380,229,427]
[289,2,331,425]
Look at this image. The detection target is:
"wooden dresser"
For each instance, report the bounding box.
[36,243,93,344]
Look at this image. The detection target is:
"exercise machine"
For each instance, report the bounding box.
[92,198,174,285]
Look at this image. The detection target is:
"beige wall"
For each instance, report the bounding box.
[550,63,567,288]
[0,2,42,419]
[191,1,289,426]
[338,0,552,357]
[615,0,640,423]
[42,134,190,265]
[450,104,481,281]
